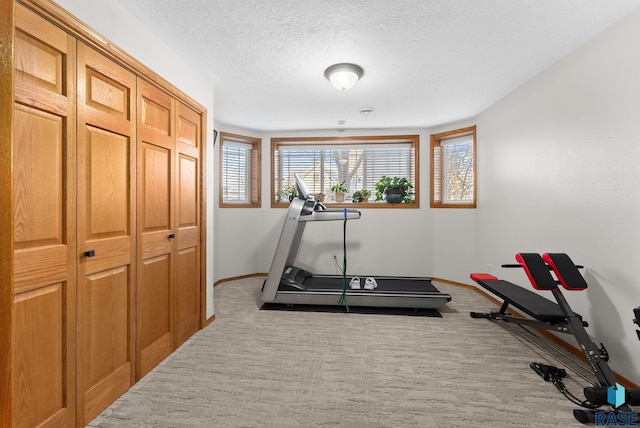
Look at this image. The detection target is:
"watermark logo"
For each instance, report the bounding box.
[595,383,638,426]
[610,383,627,409]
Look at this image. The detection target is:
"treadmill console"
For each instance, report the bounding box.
[300,198,315,216]
[314,201,327,211]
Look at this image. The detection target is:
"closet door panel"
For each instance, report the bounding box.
[13,285,68,428]
[138,255,172,373]
[76,42,136,425]
[13,106,64,250]
[13,4,77,427]
[175,246,199,345]
[15,4,69,115]
[174,102,201,347]
[136,79,174,379]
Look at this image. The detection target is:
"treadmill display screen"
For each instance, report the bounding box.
[294,173,313,200]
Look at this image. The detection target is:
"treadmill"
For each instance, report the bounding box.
[261,174,451,309]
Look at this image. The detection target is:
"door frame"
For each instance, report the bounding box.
[0,0,15,425]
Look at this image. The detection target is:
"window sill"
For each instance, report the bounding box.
[430,202,476,209]
[220,202,261,208]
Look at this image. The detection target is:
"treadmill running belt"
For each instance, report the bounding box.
[300,276,439,294]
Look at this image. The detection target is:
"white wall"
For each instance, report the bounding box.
[474,8,640,384]
[213,126,442,281]
[55,0,216,317]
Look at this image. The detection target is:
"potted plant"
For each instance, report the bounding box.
[276,184,298,203]
[374,176,414,204]
[352,189,370,203]
[314,192,325,202]
[330,181,348,202]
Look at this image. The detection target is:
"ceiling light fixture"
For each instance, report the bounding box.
[324,63,364,91]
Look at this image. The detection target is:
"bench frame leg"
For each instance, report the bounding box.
[470,301,571,333]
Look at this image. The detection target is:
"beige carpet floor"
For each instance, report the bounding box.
[87,277,594,427]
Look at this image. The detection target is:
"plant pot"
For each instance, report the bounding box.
[361,195,369,203]
[385,187,404,204]
[335,192,345,203]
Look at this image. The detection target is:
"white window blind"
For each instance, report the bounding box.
[433,144,442,203]
[222,141,251,203]
[274,142,415,201]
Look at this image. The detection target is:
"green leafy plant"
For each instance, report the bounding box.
[374,176,414,204]
[276,184,298,202]
[352,189,371,203]
[330,181,348,194]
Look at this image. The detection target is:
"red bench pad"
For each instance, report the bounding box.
[470,273,498,282]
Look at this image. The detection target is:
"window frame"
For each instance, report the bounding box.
[271,135,419,209]
[430,125,476,208]
[219,132,261,208]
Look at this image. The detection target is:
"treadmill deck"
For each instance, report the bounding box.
[270,274,451,309]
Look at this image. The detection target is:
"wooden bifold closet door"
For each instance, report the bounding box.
[136,79,175,379]
[75,41,137,425]
[174,101,202,348]
[136,79,202,379]
[13,4,77,427]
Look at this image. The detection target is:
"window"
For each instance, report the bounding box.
[271,135,418,208]
[431,125,476,208]
[220,132,261,207]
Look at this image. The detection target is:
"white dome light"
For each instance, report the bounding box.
[324,63,364,91]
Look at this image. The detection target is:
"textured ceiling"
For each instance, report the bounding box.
[118,0,640,132]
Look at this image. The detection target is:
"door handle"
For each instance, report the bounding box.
[84,249,96,258]
[168,233,176,239]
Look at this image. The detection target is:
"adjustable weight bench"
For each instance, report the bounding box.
[470,253,637,424]
[469,273,579,332]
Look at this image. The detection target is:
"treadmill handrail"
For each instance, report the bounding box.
[299,208,361,222]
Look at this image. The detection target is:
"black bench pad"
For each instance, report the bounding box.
[477,279,566,323]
